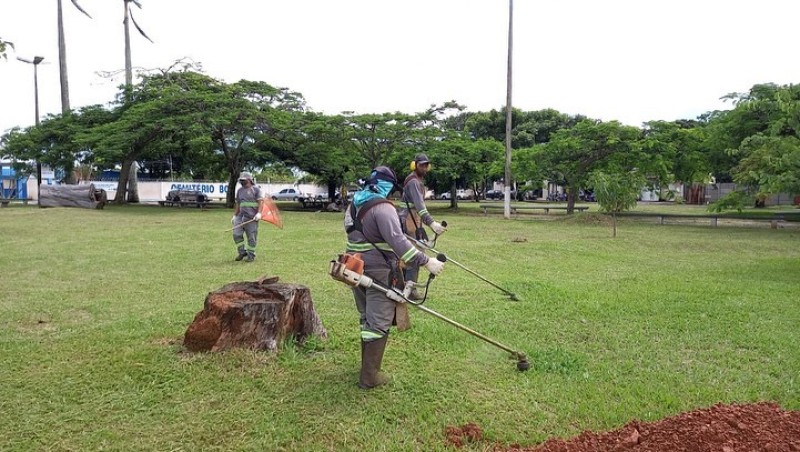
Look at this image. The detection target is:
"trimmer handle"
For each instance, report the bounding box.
[428,253,448,282]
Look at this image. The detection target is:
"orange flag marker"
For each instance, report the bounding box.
[259,197,283,229]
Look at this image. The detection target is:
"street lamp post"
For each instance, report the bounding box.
[17,55,45,205]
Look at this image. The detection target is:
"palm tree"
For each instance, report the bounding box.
[122,0,153,94]
[0,38,13,60]
[120,0,153,203]
[57,0,92,113]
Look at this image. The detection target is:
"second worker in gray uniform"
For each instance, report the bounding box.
[398,154,446,300]
[231,171,264,262]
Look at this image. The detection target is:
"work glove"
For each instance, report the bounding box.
[430,221,447,235]
[254,212,262,221]
[231,215,237,225]
[424,258,445,276]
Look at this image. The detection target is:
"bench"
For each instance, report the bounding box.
[0,199,30,207]
[300,198,328,209]
[616,212,794,228]
[480,204,589,215]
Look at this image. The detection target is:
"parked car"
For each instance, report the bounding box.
[485,189,503,200]
[165,189,210,204]
[272,188,304,201]
[439,189,475,200]
[457,189,475,200]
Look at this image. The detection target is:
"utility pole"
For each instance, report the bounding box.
[503,0,514,219]
[17,56,45,206]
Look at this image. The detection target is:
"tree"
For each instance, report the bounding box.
[118,0,154,201]
[465,108,579,148]
[341,112,421,170]
[0,38,13,60]
[289,113,370,199]
[535,119,643,213]
[640,120,709,203]
[57,0,92,113]
[732,135,800,196]
[122,0,154,92]
[421,137,502,208]
[1,105,116,182]
[589,170,646,237]
[708,83,800,210]
[704,83,790,182]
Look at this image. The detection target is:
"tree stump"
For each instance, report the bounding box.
[183,276,327,353]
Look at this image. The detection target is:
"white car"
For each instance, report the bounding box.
[271,188,303,201]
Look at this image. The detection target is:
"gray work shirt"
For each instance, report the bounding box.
[236,185,264,218]
[344,202,429,270]
[399,174,433,227]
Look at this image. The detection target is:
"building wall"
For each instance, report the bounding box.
[24,179,327,202]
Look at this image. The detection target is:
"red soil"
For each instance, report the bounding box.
[445,402,800,451]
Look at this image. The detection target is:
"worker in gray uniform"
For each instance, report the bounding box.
[344,166,445,389]
[231,171,264,262]
[398,154,446,300]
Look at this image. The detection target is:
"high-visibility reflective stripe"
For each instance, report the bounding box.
[360,330,384,341]
[346,241,392,252]
[400,247,418,263]
[240,201,259,207]
[246,244,256,251]
[418,208,428,216]
[234,240,245,248]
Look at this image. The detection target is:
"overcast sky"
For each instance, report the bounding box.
[2,0,799,135]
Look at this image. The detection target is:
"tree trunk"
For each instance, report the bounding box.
[123,0,132,89]
[57,0,70,113]
[40,183,106,209]
[612,213,617,238]
[183,276,328,353]
[114,159,131,203]
[566,188,576,214]
[226,172,239,208]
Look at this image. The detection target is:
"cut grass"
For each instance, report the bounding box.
[1,203,798,450]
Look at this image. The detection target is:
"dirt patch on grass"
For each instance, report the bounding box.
[445,402,800,451]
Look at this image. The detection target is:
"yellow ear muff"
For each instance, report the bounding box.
[410,160,416,171]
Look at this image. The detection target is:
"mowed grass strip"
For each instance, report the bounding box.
[1,204,798,450]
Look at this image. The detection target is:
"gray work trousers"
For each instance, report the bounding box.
[233,215,259,254]
[352,266,395,342]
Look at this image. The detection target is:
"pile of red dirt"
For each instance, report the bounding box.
[445,402,800,451]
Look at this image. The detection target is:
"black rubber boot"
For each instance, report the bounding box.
[235,248,247,261]
[358,336,390,389]
[245,251,255,262]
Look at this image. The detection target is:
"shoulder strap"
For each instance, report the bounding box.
[346,198,393,233]
[403,173,418,188]
[356,198,393,221]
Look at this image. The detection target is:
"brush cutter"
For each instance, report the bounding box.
[405,222,520,301]
[329,253,530,372]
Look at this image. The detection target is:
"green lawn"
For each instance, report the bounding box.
[1,204,798,451]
